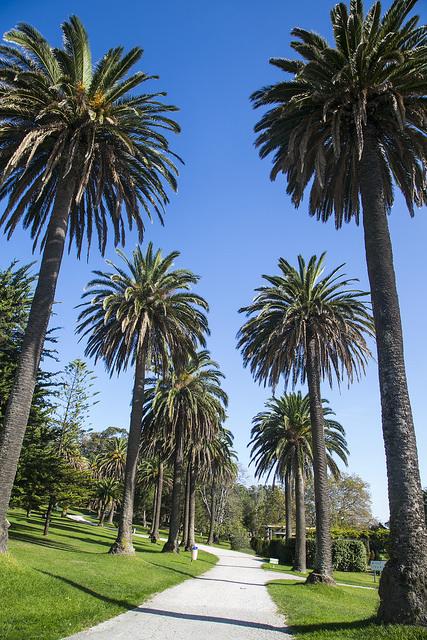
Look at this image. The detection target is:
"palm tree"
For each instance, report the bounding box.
[0,17,180,552]
[95,478,121,527]
[97,438,127,478]
[97,437,127,523]
[181,426,235,551]
[151,351,228,553]
[238,254,372,583]
[251,0,427,622]
[204,428,238,545]
[250,392,348,572]
[137,455,172,537]
[77,244,208,554]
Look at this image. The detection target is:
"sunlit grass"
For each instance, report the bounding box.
[268,580,427,639]
[2,509,217,640]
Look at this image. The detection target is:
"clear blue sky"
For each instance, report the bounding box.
[1,0,426,521]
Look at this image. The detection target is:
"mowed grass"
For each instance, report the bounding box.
[2,509,217,640]
[268,580,427,639]
[261,562,378,589]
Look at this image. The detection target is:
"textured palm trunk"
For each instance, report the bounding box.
[293,461,306,573]
[150,486,157,536]
[98,506,106,527]
[43,495,55,536]
[181,463,191,547]
[185,466,196,551]
[207,483,216,545]
[285,469,293,540]
[0,176,76,553]
[108,504,114,525]
[152,461,164,541]
[162,421,184,553]
[306,334,334,584]
[110,347,146,555]
[360,141,427,625]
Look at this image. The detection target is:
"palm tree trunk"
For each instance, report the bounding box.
[150,485,158,536]
[108,504,115,525]
[207,483,216,545]
[152,461,164,541]
[99,505,106,527]
[186,466,196,551]
[285,469,293,540]
[110,346,146,555]
[0,177,76,553]
[43,495,55,536]
[360,140,427,625]
[293,461,306,573]
[181,463,191,547]
[162,421,184,553]
[305,334,334,584]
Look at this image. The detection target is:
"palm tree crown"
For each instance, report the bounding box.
[0,16,180,254]
[77,243,209,373]
[97,437,127,480]
[251,0,427,226]
[250,392,348,482]
[238,253,373,388]
[152,350,228,444]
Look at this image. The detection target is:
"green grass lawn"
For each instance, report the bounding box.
[268,580,427,639]
[261,562,378,589]
[1,509,217,640]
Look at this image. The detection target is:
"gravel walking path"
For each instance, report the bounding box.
[64,544,293,639]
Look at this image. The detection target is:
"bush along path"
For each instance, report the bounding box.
[64,546,291,640]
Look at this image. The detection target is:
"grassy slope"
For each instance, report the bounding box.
[261,562,378,589]
[268,580,427,639]
[1,509,217,640]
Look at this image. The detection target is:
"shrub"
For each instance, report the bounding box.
[250,536,259,552]
[332,539,367,572]
[230,526,249,551]
[264,536,367,571]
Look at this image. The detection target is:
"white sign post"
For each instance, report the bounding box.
[370,560,386,582]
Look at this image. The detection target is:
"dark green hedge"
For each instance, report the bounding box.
[332,539,367,572]
[251,536,367,572]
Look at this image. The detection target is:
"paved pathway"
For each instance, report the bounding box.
[64,544,293,639]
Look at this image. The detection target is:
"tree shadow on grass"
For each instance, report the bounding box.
[9,531,81,553]
[287,619,378,635]
[36,570,136,610]
[143,558,216,581]
[9,525,111,553]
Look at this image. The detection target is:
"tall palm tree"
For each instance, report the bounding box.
[77,244,208,554]
[251,0,427,622]
[250,392,348,572]
[0,17,180,552]
[238,254,372,583]
[204,428,238,545]
[151,351,228,553]
[139,386,174,542]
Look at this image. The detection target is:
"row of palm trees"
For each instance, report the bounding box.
[246,0,427,625]
[250,392,349,573]
[0,17,182,554]
[76,245,236,554]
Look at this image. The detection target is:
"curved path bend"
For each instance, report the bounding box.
[65,544,294,639]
